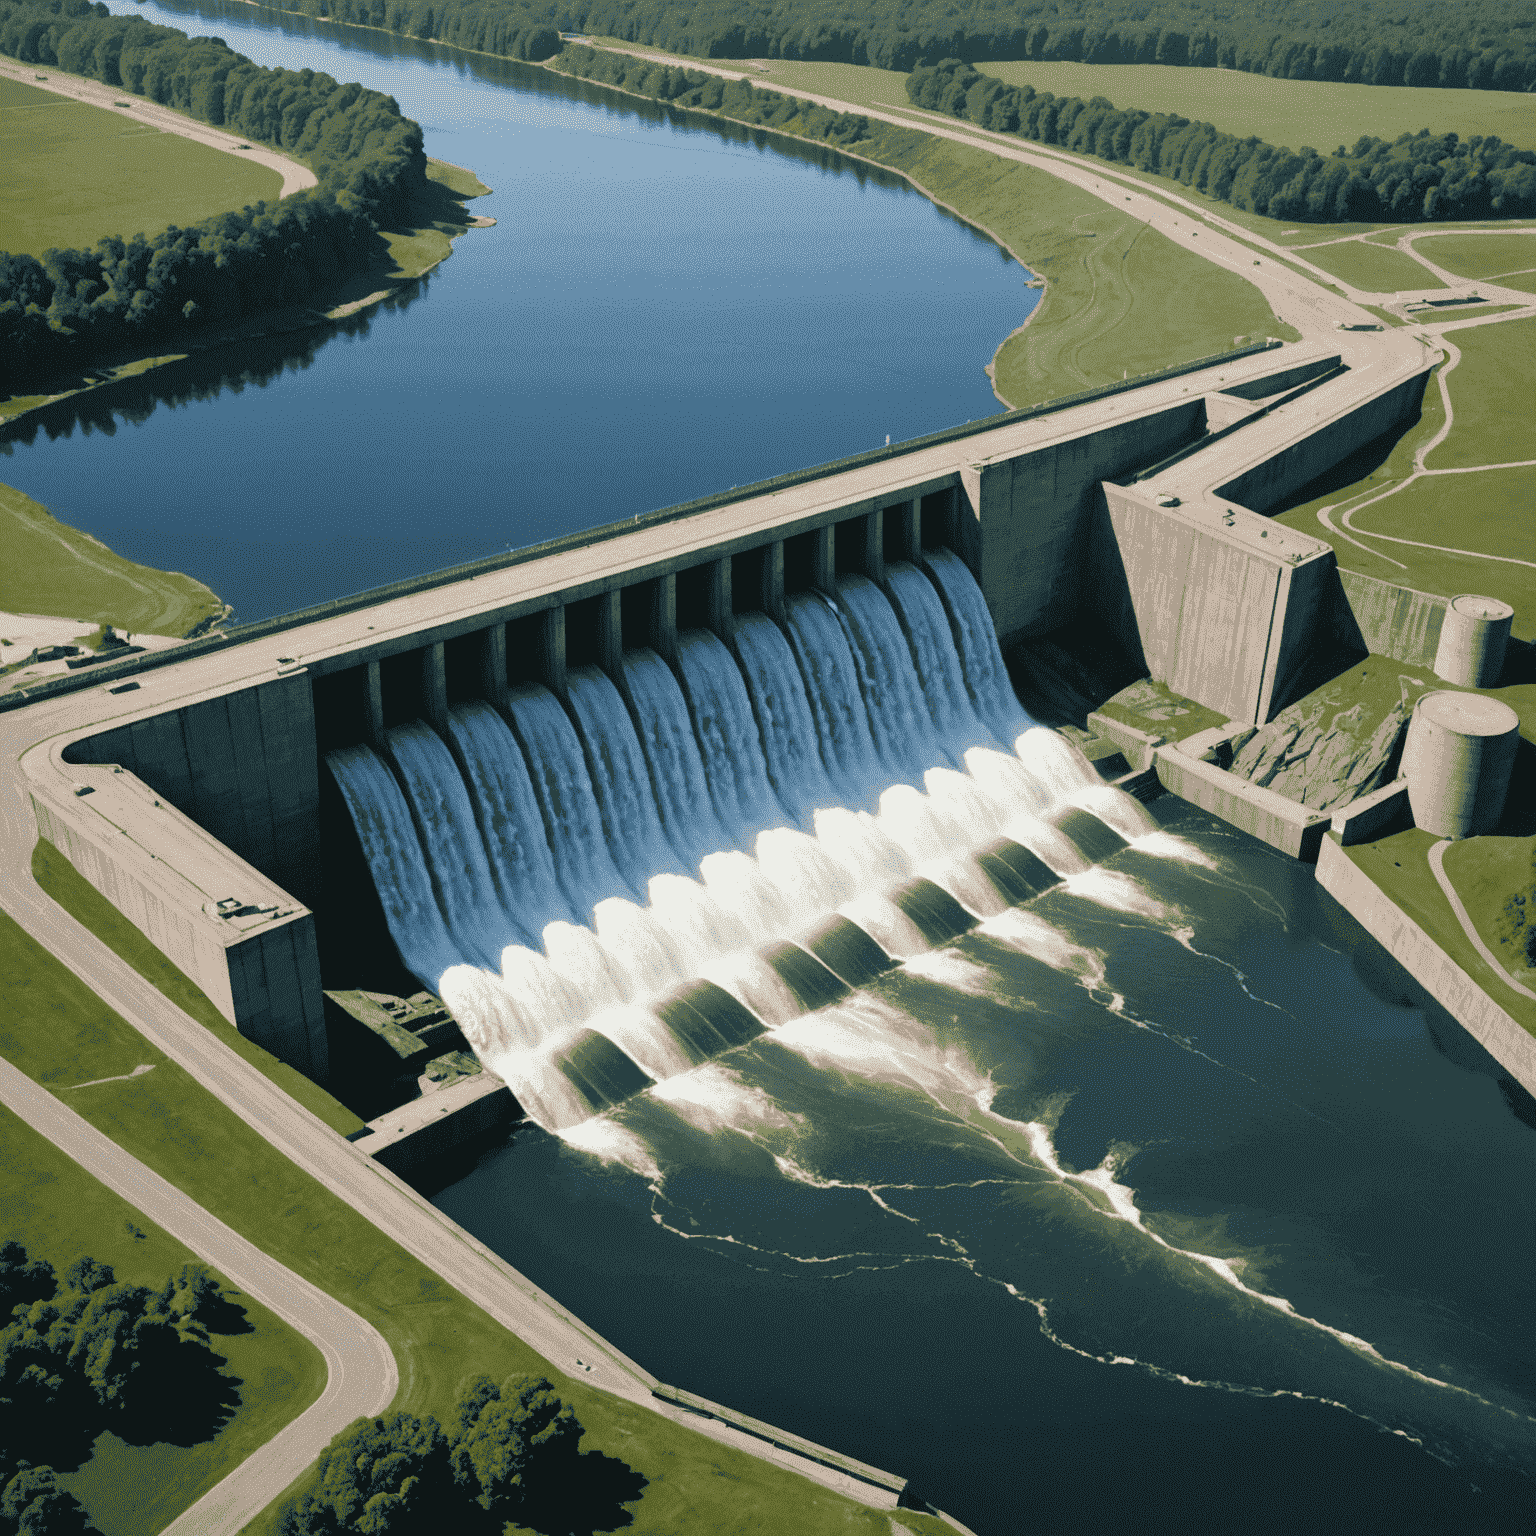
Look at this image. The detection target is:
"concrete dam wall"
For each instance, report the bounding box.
[22,340,1437,1077]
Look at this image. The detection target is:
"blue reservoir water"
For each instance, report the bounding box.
[2,0,1032,623]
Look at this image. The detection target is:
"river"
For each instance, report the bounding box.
[15,8,1536,1534]
[2,0,1033,625]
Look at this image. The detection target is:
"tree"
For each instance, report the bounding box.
[0,1248,54,1323]
[0,1464,97,1535]
[449,1374,581,1520]
[280,1414,455,1535]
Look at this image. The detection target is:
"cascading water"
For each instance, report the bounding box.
[619,648,731,871]
[673,630,787,847]
[332,550,1154,1130]
[730,611,838,827]
[563,666,688,892]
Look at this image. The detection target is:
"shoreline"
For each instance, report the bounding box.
[0,157,489,432]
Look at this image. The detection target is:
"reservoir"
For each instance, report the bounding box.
[3,0,1033,624]
[13,7,1535,1534]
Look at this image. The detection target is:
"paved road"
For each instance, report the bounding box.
[0,57,317,198]
[0,1055,396,1535]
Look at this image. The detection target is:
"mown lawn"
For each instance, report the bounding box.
[0,480,223,637]
[1297,239,1445,292]
[0,77,280,259]
[1424,317,1536,467]
[2,871,949,1536]
[1414,232,1536,281]
[0,1103,327,1536]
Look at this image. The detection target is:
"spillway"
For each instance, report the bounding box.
[329,554,1146,1130]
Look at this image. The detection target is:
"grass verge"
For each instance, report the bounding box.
[1297,240,1445,292]
[0,480,224,637]
[1424,317,1536,467]
[0,76,280,260]
[0,1101,327,1536]
[5,862,948,1536]
[1443,834,1536,991]
[31,839,364,1138]
[1413,233,1536,281]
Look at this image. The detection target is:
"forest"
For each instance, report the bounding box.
[908,58,1536,222]
[264,0,1535,92]
[0,1242,249,1536]
[0,0,427,386]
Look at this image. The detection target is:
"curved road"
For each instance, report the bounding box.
[0,1056,396,1536]
[0,57,317,198]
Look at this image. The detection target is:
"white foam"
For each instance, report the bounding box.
[650,1063,802,1134]
[902,949,996,995]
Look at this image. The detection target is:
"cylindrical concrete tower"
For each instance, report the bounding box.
[1401,690,1520,839]
[1433,594,1514,687]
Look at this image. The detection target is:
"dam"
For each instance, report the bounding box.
[10,330,1471,1110]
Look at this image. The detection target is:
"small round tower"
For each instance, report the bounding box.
[1432,594,1514,688]
[1401,690,1520,840]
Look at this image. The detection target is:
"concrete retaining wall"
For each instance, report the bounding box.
[1154,746,1332,860]
[1336,570,1447,667]
[61,671,320,908]
[1214,368,1430,514]
[31,762,327,1076]
[1316,837,1536,1096]
[960,399,1204,649]
[1094,484,1334,724]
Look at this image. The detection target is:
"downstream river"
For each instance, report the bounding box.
[2,0,1032,623]
[15,9,1536,1535]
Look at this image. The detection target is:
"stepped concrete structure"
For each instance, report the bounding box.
[9,335,1446,1078]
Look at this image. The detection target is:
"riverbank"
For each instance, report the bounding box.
[0,158,493,433]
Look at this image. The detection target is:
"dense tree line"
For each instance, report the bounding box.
[0,0,428,387]
[268,0,1535,92]
[1,1242,248,1536]
[550,41,871,145]
[279,1373,644,1533]
[909,58,1536,221]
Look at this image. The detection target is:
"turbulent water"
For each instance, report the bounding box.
[333,549,1536,1533]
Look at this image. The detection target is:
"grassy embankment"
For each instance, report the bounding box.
[1273,315,1536,632]
[6,860,950,1536]
[0,480,223,639]
[1413,232,1536,290]
[0,76,281,258]
[1443,834,1536,990]
[0,1106,329,1536]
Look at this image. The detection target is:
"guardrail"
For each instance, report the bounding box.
[2,339,1279,716]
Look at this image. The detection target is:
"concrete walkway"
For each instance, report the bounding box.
[0,1055,397,1536]
[0,57,317,198]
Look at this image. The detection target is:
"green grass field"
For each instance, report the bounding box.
[0,480,223,637]
[0,78,280,259]
[1425,318,1536,466]
[1296,239,1445,292]
[1443,833,1536,988]
[3,866,949,1536]
[1,1103,327,1536]
[974,60,1536,155]
[1414,232,1536,280]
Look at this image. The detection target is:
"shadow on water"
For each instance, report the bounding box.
[0,285,425,454]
